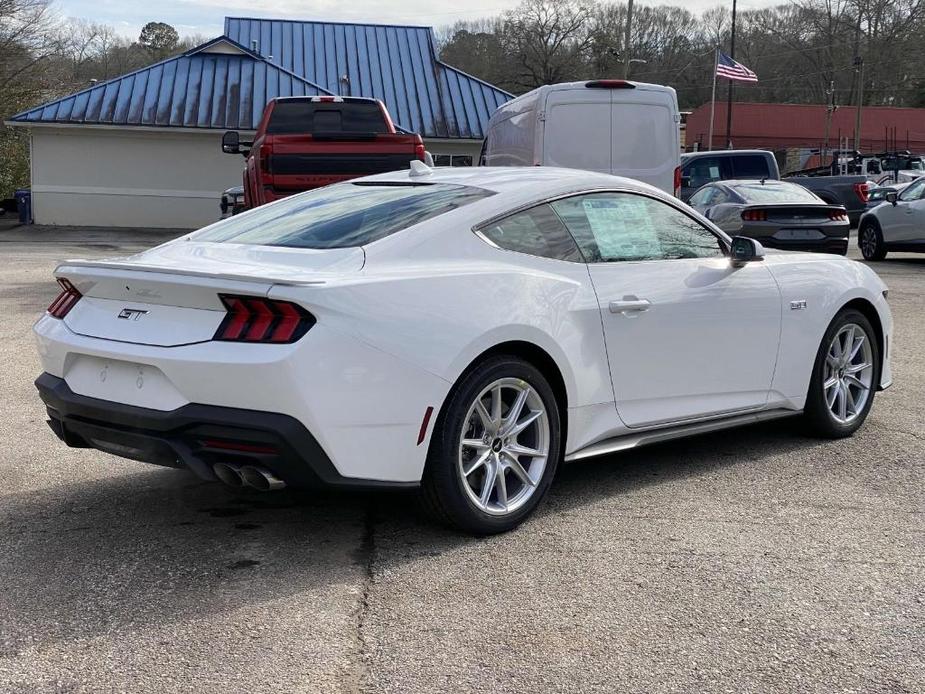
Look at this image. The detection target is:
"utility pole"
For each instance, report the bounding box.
[623,0,634,79]
[823,80,836,163]
[725,0,737,149]
[853,55,864,152]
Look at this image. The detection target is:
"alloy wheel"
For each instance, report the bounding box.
[457,377,550,516]
[860,226,878,259]
[823,323,874,424]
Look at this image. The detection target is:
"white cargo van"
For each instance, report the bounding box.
[482,80,681,195]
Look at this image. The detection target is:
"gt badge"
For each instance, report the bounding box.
[117,308,149,321]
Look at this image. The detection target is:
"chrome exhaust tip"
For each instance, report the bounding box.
[213,462,244,488]
[240,466,286,491]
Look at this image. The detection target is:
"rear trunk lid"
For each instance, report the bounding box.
[55,241,363,346]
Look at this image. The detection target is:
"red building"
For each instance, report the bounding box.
[686,102,925,153]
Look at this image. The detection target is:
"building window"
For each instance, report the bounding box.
[433,154,474,167]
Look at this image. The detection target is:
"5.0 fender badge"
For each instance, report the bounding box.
[790,300,808,311]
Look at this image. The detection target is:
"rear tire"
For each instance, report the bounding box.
[859,221,887,261]
[420,356,561,535]
[803,309,880,438]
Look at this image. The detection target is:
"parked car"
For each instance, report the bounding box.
[34,166,892,534]
[857,175,925,260]
[864,181,916,211]
[679,149,780,202]
[482,80,681,195]
[219,186,245,218]
[688,179,850,254]
[222,95,425,210]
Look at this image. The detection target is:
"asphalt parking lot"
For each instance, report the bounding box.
[0,224,922,693]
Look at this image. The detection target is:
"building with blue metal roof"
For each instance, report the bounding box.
[7,19,512,228]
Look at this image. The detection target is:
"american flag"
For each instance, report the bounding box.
[716,52,758,82]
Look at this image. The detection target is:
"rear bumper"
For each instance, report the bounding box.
[36,372,418,490]
[760,236,849,254]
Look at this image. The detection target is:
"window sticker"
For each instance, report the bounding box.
[582,197,661,260]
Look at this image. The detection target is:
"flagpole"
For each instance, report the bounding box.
[708,46,719,150]
[725,0,737,149]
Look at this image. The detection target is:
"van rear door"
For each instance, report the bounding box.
[542,88,612,173]
[609,85,679,193]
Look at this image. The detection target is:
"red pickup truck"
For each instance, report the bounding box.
[222,96,426,210]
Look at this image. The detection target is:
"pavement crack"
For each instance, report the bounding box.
[346,501,377,694]
[880,426,925,442]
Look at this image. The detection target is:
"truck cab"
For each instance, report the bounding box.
[223,96,426,210]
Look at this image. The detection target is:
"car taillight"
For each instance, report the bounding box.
[47,278,82,318]
[828,210,848,221]
[214,295,315,343]
[673,166,681,197]
[853,182,869,203]
[258,144,271,174]
[742,209,768,221]
[415,142,425,161]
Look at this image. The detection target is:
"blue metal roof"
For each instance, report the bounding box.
[9,38,329,129]
[11,20,512,139]
[224,17,512,139]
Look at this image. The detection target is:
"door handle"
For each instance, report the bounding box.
[609,298,651,314]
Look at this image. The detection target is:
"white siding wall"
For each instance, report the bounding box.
[30,127,249,229]
[27,127,482,228]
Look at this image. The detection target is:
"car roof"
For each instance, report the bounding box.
[358,165,667,199]
[682,150,772,160]
[723,179,795,187]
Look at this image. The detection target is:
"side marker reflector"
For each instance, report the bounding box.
[417,406,434,446]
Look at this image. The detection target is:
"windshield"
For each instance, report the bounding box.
[732,183,820,204]
[193,183,494,249]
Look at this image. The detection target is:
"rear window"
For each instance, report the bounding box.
[732,154,773,179]
[732,182,820,203]
[267,101,390,135]
[193,183,494,249]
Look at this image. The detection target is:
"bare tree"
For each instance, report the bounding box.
[502,0,597,89]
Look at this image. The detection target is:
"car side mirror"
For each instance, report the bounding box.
[885,191,898,206]
[222,131,240,154]
[730,236,765,265]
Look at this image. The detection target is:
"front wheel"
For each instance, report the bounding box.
[420,356,561,535]
[859,221,887,261]
[803,309,880,438]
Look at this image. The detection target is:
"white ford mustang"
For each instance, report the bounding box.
[35,166,893,534]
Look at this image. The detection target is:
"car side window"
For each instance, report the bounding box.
[479,203,584,262]
[551,193,726,263]
[684,157,727,189]
[711,189,730,205]
[688,187,714,206]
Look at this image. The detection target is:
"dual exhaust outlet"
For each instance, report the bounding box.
[213,462,286,492]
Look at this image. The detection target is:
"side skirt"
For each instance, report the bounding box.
[564,408,801,463]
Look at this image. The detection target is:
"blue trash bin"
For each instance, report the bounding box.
[14,189,32,225]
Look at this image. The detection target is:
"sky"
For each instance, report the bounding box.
[52,0,777,41]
